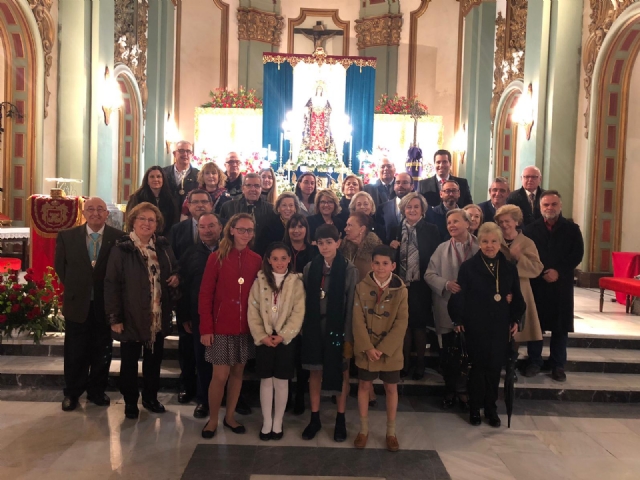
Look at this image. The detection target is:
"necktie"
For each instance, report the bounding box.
[247,204,255,216]
[529,192,535,211]
[89,232,100,267]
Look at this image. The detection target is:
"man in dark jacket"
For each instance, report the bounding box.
[364,157,397,208]
[429,180,462,240]
[169,189,213,404]
[523,190,584,382]
[375,172,413,243]
[478,177,510,224]
[178,212,223,417]
[418,150,473,208]
[224,152,244,199]
[54,197,124,412]
[220,173,274,239]
[163,140,200,207]
[507,166,544,226]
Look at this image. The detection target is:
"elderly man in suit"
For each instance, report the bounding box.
[507,166,543,226]
[55,197,124,412]
[478,177,510,224]
[523,190,584,382]
[169,189,214,404]
[163,140,200,207]
[224,151,244,199]
[220,173,275,239]
[364,157,396,208]
[375,172,414,243]
[418,150,473,208]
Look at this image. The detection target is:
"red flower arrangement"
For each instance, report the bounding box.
[375,93,428,117]
[0,266,64,343]
[201,86,263,109]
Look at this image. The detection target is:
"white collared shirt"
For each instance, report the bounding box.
[373,273,392,290]
[85,224,105,249]
[436,174,451,191]
[174,164,191,186]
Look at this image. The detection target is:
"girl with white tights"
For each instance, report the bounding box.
[248,242,305,440]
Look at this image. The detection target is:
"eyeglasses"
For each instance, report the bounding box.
[136,216,157,224]
[226,160,240,165]
[380,165,394,170]
[522,175,540,180]
[85,207,107,214]
[176,149,192,155]
[319,200,334,206]
[490,188,508,193]
[234,227,254,235]
[396,181,412,186]
[244,184,261,189]
[442,189,459,194]
[189,199,212,205]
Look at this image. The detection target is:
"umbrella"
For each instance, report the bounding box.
[504,338,518,428]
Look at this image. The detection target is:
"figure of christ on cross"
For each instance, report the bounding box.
[294,21,343,52]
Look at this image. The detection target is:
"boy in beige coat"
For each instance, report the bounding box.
[352,245,409,451]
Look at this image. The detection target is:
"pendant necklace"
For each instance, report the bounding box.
[320,275,326,299]
[272,290,279,313]
[238,251,244,285]
[481,256,501,302]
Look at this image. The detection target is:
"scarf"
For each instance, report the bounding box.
[302,250,348,392]
[130,231,162,348]
[399,220,420,282]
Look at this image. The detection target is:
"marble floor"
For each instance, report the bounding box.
[0,396,639,480]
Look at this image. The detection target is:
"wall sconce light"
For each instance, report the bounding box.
[512,83,535,140]
[452,124,467,164]
[165,113,180,153]
[102,66,123,126]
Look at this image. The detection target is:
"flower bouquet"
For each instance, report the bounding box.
[289,150,348,173]
[375,93,428,117]
[200,86,263,109]
[0,267,64,344]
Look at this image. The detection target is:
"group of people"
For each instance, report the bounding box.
[54,142,584,452]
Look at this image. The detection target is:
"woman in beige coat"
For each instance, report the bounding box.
[494,205,544,346]
[248,242,305,441]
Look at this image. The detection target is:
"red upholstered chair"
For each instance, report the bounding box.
[599,277,640,314]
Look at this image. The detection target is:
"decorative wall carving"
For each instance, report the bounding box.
[460,0,483,18]
[490,0,527,124]
[114,0,149,111]
[237,7,284,46]
[582,0,633,137]
[354,14,403,50]
[28,0,54,118]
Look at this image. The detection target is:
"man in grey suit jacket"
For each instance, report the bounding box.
[162,140,200,207]
[54,197,124,412]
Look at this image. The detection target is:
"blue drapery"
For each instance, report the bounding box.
[262,62,293,163]
[344,65,375,174]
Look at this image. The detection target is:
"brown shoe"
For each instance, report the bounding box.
[386,435,399,452]
[353,432,368,448]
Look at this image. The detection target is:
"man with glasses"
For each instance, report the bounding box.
[163,140,200,207]
[376,172,415,243]
[54,197,124,412]
[364,157,397,208]
[418,150,473,209]
[220,172,275,240]
[507,166,544,226]
[478,177,510,223]
[224,151,244,199]
[430,180,462,240]
[169,189,214,405]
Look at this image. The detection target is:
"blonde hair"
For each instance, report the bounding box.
[314,189,341,215]
[260,167,277,206]
[399,192,427,216]
[348,191,375,214]
[126,202,164,234]
[494,204,523,225]
[477,222,504,243]
[217,213,255,262]
[197,162,227,189]
[463,204,484,223]
[341,174,364,195]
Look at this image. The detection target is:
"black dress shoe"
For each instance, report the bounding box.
[178,391,194,404]
[125,403,139,419]
[235,396,252,415]
[271,430,283,441]
[441,397,455,409]
[469,409,481,426]
[193,404,209,419]
[87,393,110,406]
[412,367,425,381]
[223,418,246,434]
[62,396,78,412]
[302,421,321,440]
[333,420,347,442]
[201,423,216,439]
[551,367,567,382]
[485,412,501,428]
[142,399,166,413]
[259,431,271,441]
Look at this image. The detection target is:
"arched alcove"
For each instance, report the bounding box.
[492,80,523,190]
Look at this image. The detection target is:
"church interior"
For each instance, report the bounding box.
[1,1,640,479]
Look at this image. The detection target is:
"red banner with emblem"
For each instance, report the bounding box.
[28,195,84,279]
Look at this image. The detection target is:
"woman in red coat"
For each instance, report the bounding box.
[199,213,262,438]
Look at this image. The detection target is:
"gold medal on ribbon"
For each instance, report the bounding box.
[238,277,245,285]
[320,289,325,299]
[91,260,96,268]
[179,189,185,196]
[494,294,502,302]
[272,306,278,313]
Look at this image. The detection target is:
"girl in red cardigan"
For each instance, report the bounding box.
[199,213,262,438]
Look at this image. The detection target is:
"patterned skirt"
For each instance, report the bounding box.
[205,333,255,366]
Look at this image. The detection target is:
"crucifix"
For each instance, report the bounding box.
[294,21,343,52]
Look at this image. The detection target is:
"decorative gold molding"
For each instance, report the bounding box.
[28,0,54,118]
[460,0,483,18]
[583,0,633,137]
[114,0,149,111]
[287,8,350,56]
[237,7,284,46]
[490,1,527,125]
[263,48,376,69]
[407,0,431,97]
[354,13,403,50]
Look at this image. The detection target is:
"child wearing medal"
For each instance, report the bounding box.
[300,224,359,443]
[447,222,525,428]
[247,242,305,441]
[199,213,262,438]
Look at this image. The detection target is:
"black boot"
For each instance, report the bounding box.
[333,412,347,442]
[302,411,321,440]
[469,408,481,426]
